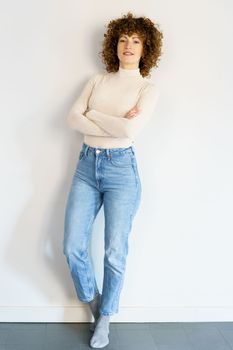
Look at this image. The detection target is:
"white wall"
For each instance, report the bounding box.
[1,0,233,322]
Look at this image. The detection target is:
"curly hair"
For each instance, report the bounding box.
[99,12,163,78]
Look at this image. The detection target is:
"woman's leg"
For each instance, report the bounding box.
[90,186,141,347]
[63,156,103,303]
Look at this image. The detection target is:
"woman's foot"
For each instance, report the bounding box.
[88,293,101,332]
[90,314,110,348]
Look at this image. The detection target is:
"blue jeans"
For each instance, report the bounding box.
[63,142,142,316]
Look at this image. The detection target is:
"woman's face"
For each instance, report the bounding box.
[117,33,144,69]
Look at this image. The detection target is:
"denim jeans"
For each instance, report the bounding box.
[63,142,142,316]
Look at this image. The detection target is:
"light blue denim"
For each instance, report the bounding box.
[63,142,142,316]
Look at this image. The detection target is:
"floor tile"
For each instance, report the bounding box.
[183,327,232,350]
[116,328,157,349]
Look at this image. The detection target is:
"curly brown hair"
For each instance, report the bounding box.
[99,12,163,78]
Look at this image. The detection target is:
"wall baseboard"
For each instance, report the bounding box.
[0,305,233,322]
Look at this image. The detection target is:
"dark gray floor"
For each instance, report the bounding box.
[0,322,233,349]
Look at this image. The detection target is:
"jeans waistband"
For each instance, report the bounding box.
[82,143,135,157]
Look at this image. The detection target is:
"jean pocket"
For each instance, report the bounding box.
[110,153,134,168]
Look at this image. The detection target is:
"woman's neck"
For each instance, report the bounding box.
[116,66,141,77]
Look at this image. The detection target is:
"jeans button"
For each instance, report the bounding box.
[96,149,101,154]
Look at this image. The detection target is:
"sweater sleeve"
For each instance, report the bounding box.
[85,83,159,139]
[66,73,113,137]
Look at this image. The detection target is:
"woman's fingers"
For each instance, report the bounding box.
[125,107,140,118]
[125,106,140,117]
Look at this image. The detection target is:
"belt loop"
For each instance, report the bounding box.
[106,148,111,159]
[84,144,89,156]
[131,145,135,155]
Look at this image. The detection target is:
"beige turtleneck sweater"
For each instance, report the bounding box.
[67,66,159,148]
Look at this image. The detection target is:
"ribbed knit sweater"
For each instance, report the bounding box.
[67,66,159,148]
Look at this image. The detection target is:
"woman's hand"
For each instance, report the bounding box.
[124,106,141,119]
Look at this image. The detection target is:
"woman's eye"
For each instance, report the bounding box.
[119,40,140,44]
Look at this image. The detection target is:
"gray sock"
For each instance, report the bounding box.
[90,314,110,348]
[88,293,101,330]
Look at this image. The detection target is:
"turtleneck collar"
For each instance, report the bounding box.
[116,66,141,77]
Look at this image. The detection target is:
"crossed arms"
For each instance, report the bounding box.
[66,73,159,139]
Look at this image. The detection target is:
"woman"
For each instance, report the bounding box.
[63,12,163,348]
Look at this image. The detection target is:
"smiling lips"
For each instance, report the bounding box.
[123,51,134,55]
